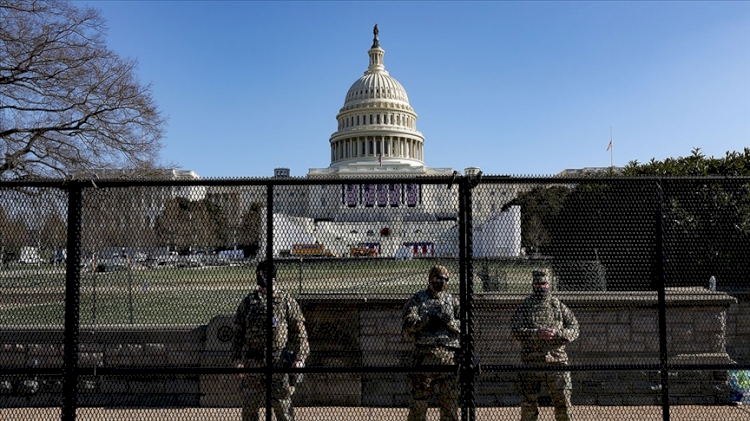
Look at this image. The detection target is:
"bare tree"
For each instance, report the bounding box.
[0,0,165,179]
[0,206,29,261]
[155,197,228,253]
[239,202,263,257]
[39,212,66,251]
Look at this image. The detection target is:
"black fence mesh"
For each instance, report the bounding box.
[1,176,749,421]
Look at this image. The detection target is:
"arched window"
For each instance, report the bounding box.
[357,115,360,125]
[377,115,380,124]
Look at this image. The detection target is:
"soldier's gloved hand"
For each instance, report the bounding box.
[537,327,557,340]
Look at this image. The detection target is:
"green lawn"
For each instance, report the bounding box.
[0,259,545,325]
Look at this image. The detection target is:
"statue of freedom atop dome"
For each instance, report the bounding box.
[372,24,380,48]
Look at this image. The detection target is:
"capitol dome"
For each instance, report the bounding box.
[325,25,426,172]
[344,66,410,106]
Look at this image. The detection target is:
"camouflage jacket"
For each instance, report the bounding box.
[231,288,310,363]
[402,289,461,349]
[511,295,579,364]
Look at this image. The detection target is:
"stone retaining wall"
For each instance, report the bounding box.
[0,290,740,407]
[725,291,750,364]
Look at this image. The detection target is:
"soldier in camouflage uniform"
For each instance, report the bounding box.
[402,265,461,421]
[511,269,579,421]
[232,260,309,421]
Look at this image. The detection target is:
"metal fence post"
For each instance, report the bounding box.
[458,177,476,421]
[265,183,274,421]
[465,178,476,421]
[61,182,83,421]
[656,180,670,421]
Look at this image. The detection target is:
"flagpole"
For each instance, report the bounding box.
[609,127,613,169]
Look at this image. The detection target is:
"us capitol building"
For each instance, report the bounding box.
[208,26,521,258]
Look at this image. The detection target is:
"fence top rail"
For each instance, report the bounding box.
[0,175,456,188]
[1,174,749,189]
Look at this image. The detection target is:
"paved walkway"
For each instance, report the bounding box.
[3,406,750,421]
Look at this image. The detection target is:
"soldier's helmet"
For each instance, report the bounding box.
[256,260,277,278]
[429,265,449,280]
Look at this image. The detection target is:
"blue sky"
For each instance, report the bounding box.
[79,1,750,178]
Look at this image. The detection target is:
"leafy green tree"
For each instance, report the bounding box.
[506,148,749,290]
[503,186,570,255]
[546,180,657,291]
[624,148,750,288]
[623,147,750,177]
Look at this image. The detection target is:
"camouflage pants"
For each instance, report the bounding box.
[517,364,573,421]
[240,358,295,421]
[407,346,459,421]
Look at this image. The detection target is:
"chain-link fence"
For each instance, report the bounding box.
[1,175,749,421]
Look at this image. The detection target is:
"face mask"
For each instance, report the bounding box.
[430,276,447,292]
[533,285,550,298]
[256,273,268,288]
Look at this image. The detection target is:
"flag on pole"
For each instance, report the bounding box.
[606,140,612,151]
